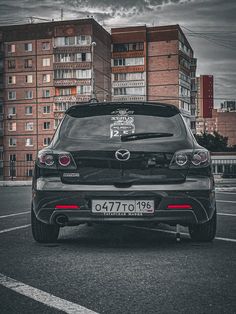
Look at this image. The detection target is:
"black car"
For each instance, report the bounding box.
[31,102,216,243]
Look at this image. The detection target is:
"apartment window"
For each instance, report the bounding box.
[8,107,16,115]
[77,85,91,94]
[8,91,16,100]
[8,59,15,69]
[9,138,17,147]
[43,137,51,146]
[59,88,72,96]
[26,169,33,177]
[8,122,16,131]
[114,59,125,66]
[42,58,50,67]
[25,106,32,115]
[9,154,16,161]
[26,153,33,161]
[8,76,16,84]
[113,43,144,52]
[54,118,62,129]
[24,59,33,68]
[25,138,33,146]
[25,122,33,131]
[24,42,32,52]
[25,90,33,99]
[43,74,50,83]
[42,42,50,50]
[43,121,50,129]
[54,102,70,112]
[25,75,33,83]
[43,89,50,98]
[43,105,50,114]
[7,44,16,53]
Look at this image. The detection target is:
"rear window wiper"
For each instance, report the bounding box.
[121,132,174,142]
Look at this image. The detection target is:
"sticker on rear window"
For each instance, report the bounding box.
[110,109,135,138]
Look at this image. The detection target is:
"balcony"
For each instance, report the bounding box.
[53,46,91,53]
[112,80,145,88]
[54,94,91,102]
[53,62,91,70]
[54,79,91,87]
[112,95,146,102]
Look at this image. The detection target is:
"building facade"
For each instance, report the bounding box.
[111,25,196,128]
[196,75,214,118]
[196,109,236,146]
[0,19,111,179]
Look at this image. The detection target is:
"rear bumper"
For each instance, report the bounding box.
[32,176,216,226]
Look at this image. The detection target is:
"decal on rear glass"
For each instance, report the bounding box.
[110,108,135,138]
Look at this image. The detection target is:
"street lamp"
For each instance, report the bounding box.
[91,41,96,101]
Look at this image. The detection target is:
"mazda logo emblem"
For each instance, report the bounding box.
[115,149,130,161]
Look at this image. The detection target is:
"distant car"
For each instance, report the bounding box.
[31,102,216,243]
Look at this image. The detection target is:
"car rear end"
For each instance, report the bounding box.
[32,102,216,243]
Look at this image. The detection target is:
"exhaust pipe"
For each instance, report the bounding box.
[55,215,68,226]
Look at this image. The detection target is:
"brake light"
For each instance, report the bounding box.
[55,205,80,209]
[59,154,71,167]
[167,204,192,209]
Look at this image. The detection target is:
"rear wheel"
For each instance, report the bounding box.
[189,210,216,242]
[31,208,59,243]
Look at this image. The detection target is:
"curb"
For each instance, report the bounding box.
[0,181,32,187]
[0,181,236,191]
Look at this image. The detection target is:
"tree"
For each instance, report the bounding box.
[195,131,228,152]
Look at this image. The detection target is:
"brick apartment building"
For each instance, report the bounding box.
[0,19,196,180]
[0,18,111,179]
[196,75,214,118]
[196,108,236,146]
[111,25,197,128]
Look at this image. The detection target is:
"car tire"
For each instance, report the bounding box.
[31,208,59,243]
[189,210,216,242]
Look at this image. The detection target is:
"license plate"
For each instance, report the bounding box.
[91,200,154,216]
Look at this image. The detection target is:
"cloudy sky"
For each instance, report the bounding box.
[0,0,236,106]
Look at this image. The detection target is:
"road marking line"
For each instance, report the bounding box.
[216,191,236,195]
[0,224,30,234]
[0,211,30,219]
[216,200,236,203]
[218,213,236,217]
[0,273,98,314]
[126,226,236,243]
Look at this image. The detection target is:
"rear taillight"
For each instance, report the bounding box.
[59,154,71,167]
[170,149,210,169]
[37,151,76,169]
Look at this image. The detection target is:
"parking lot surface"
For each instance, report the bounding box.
[0,187,236,314]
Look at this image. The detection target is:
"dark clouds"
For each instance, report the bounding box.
[0,0,235,105]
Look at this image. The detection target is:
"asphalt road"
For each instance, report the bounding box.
[0,187,235,314]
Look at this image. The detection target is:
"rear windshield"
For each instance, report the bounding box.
[59,104,185,142]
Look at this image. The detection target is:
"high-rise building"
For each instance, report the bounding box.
[0,19,111,180]
[196,75,214,118]
[111,25,196,128]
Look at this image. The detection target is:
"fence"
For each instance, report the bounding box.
[3,160,35,181]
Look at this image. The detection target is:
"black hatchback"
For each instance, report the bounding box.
[31,102,216,243]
